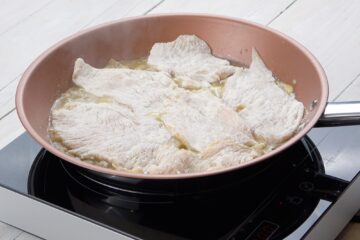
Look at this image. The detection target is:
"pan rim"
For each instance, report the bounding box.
[15,13,328,180]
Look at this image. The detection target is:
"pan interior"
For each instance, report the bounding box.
[17,14,328,179]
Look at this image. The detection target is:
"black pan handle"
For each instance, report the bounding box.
[315,101,360,127]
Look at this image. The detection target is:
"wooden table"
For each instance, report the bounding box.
[1,0,360,239]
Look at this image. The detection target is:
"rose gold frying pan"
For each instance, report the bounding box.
[16,14,360,180]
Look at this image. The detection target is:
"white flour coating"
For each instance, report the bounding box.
[49,35,305,175]
[148,35,235,89]
[195,140,259,172]
[73,59,177,114]
[223,49,304,145]
[50,99,195,174]
[161,90,255,152]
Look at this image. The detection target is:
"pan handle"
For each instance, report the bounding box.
[315,101,360,127]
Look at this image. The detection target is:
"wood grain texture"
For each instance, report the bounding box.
[149,0,295,24]
[0,0,51,35]
[14,231,42,240]
[87,0,162,27]
[0,111,24,150]
[0,221,22,239]
[0,79,18,119]
[0,0,119,90]
[335,74,360,102]
[0,222,42,240]
[269,0,360,101]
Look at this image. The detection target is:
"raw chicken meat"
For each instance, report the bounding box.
[49,35,304,175]
[73,58,177,114]
[148,35,235,90]
[50,97,195,174]
[160,90,256,152]
[223,49,304,146]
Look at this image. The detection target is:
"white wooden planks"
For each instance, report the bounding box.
[13,231,41,240]
[149,0,295,24]
[0,0,51,35]
[335,74,360,102]
[0,0,116,89]
[0,79,18,119]
[269,0,360,101]
[0,111,24,150]
[0,221,22,239]
[0,0,161,90]
[87,0,164,27]
[0,221,41,240]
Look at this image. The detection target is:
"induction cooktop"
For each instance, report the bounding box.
[1,126,360,240]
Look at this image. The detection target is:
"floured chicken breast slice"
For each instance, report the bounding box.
[105,58,158,71]
[160,90,256,153]
[193,140,259,172]
[223,49,304,146]
[148,35,235,89]
[73,58,177,114]
[50,97,195,175]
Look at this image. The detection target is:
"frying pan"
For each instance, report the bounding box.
[16,14,360,181]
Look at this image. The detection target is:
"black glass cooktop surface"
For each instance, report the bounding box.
[2,128,360,240]
[26,136,347,240]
